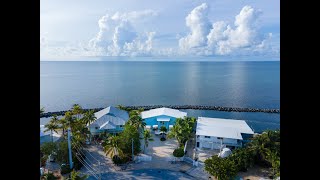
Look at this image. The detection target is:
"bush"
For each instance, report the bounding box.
[173,148,184,157]
[41,155,48,167]
[204,155,237,180]
[112,155,129,165]
[112,155,122,165]
[73,156,84,170]
[229,148,254,172]
[60,164,72,174]
[160,137,166,141]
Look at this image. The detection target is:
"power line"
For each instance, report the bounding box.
[76,143,100,163]
[74,153,99,180]
[73,144,101,180]
[73,146,98,173]
[73,143,98,165]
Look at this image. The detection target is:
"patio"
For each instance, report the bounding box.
[142,130,179,161]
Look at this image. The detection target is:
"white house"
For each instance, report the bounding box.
[196,117,254,150]
[88,106,129,135]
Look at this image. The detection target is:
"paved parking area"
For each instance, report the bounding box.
[196,148,220,162]
[144,132,179,161]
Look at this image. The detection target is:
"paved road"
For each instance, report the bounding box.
[86,169,196,180]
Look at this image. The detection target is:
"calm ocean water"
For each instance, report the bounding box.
[40,61,280,132]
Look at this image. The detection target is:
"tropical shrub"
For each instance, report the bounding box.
[173,148,184,157]
[118,123,141,156]
[167,117,196,146]
[68,170,88,180]
[41,142,57,156]
[160,126,167,132]
[60,164,72,174]
[112,155,129,165]
[204,155,237,180]
[73,155,84,170]
[230,148,254,172]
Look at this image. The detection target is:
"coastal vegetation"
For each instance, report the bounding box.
[167,117,196,146]
[204,129,280,179]
[102,108,143,165]
[173,147,184,157]
[205,155,238,180]
[40,105,94,179]
[143,130,153,153]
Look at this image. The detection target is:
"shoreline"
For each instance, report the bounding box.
[40,105,280,118]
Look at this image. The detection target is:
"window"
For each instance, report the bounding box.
[217,137,223,140]
[95,127,98,130]
[204,136,210,138]
[161,121,165,125]
[197,142,199,147]
[120,125,123,128]
[197,135,200,138]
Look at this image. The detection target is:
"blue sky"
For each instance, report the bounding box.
[40,0,279,60]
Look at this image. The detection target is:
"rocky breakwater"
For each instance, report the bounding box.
[40,105,279,118]
[124,105,280,113]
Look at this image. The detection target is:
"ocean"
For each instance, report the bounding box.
[40,61,280,132]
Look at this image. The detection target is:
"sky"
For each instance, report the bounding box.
[40,0,280,61]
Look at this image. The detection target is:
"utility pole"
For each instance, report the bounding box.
[67,127,73,169]
[132,138,134,162]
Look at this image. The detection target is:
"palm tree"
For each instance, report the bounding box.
[230,148,254,172]
[71,104,83,120]
[58,117,68,137]
[143,130,153,153]
[82,110,96,126]
[128,112,146,131]
[247,131,279,165]
[44,122,59,142]
[104,135,124,158]
[50,114,60,125]
[40,107,45,116]
[167,117,195,146]
[64,111,76,130]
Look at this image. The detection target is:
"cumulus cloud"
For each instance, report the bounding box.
[179,3,211,52]
[89,10,157,56]
[179,3,270,56]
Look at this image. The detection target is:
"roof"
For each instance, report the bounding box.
[94,106,129,120]
[141,107,187,119]
[89,106,129,130]
[196,117,254,140]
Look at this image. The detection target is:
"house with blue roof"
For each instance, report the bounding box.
[141,107,187,132]
[88,106,129,135]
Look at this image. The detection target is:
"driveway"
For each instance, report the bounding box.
[143,132,179,161]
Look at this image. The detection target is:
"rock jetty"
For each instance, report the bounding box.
[40,105,280,118]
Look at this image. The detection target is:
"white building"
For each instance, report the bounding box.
[88,106,129,135]
[196,117,254,150]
